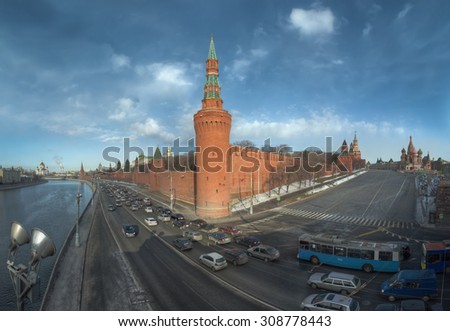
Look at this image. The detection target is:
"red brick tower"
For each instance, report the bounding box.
[352,131,361,160]
[194,36,232,218]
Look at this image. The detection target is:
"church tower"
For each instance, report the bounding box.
[193,36,232,218]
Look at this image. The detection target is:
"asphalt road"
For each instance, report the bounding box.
[81,170,450,310]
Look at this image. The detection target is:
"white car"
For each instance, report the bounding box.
[199,252,227,271]
[145,207,153,213]
[145,217,158,226]
[183,229,203,241]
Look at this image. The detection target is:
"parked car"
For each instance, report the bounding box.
[247,245,280,262]
[171,213,185,221]
[173,238,193,251]
[182,229,203,241]
[122,224,138,238]
[307,272,363,295]
[145,206,153,213]
[172,220,188,229]
[301,293,360,311]
[235,236,261,247]
[199,252,227,271]
[157,213,171,222]
[189,219,208,228]
[144,217,158,226]
[219,224,242,235]
[208,232,232,245]
[222,249,249,266]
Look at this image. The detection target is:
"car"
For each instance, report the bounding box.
[115,201,122,207]
[222,249,249,266]
[189,219,208,228]
[247,245,280,262]
[199,252,227,271]
[182,229,203,241]
[145,206,153,213]
[307,272,363,295]
[171,213,185,221]
[235,236,261,247]
[219,224,242,235]
[122,224,138,238]
[374,300,444,311]
[208,232,232,245]
[157,213,171,222]
[172,220,188,229]
[156,206,164,213]
[144,217,158,226]
[173,238,193,251]
[201,224,218,233]
[107,204,116,211]
[300,293,360,311]
[130,205,139,211]
[143,197,151,203]
[162,208,172,215]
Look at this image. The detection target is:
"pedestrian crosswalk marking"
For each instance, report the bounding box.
[275,207,416,229]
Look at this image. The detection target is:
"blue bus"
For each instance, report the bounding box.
[421,240,450,273]
[297,233,409,273]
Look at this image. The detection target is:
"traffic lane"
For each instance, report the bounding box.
[123,234,273,310]
[81,197,150,310]
[292,170,417,222]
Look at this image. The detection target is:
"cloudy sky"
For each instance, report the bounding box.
[1,0,449,171]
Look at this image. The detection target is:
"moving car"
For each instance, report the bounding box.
[247,245,280,262]
[145,206,153,213]
[172,220,188,229]
[307,272,363,295]
[208,232,232,245]
[122,224,138,238]
[222,249,249,266]
[235,236,261,247]
[107,204,116,211]
[219,225,242,235]
[182,229,203,241]
[170,213,185,221]
[173,238,193,251]
[300,293,360,311]
[144,217,158,226]
[189,219,208,228]
[157,214,171,222]
[199,252,227,271]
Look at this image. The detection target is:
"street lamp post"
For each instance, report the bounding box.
[168,147,174,210]
[6,222,56,310]
[75,187,83,247]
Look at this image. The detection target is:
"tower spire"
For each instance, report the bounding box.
[208,35,217,60]
[202,34,222,109]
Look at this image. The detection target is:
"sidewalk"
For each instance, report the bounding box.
[40,186,99,311]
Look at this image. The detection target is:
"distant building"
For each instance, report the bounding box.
[0,167,21,184]
[399,136,431,171]
[36,162,49,176]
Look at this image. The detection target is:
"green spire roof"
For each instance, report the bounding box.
[208,35,217,60]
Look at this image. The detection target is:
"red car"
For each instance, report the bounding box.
[219,225,242,235]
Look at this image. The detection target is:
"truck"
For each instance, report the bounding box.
[381,269,438,302]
